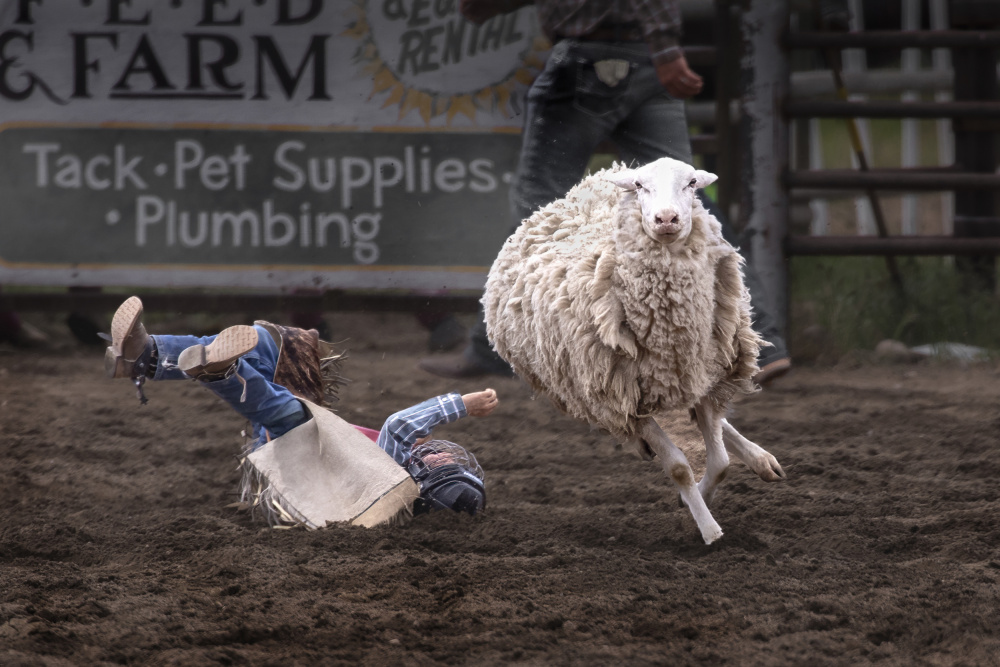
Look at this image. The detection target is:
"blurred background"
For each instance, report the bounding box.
[2,0,999,367]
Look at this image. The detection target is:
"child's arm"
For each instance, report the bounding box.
[377,393,466,466]
[376,389,497,465]
[460,388,498,417]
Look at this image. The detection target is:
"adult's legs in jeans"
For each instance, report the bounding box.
[614,90,790,368]
[423,43,795,378]
[698,195,788,367]
[464,45,623,372]
[611,71,693,167]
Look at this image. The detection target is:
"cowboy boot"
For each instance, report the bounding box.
[104,296,153,380]
[178,325,259,381]
[103,296,158,404]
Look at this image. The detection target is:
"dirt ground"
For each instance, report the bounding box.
[2,309,999,666]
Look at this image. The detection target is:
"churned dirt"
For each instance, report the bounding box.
[2,309,999,666]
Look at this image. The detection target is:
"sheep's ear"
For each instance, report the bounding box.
[605,169,639,191]
[692,169,718,189]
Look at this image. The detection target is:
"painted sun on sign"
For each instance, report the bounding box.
[345,0,548,124]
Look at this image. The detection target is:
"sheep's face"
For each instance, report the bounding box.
[606,158,718,245]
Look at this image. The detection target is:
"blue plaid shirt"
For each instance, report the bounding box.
[376,393,468,466]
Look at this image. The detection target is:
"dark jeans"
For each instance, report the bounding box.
[468,39,787,370]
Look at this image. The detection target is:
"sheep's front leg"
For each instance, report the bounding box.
[694,398,728,506]
[721,419,785,482]
[637,417,723,545]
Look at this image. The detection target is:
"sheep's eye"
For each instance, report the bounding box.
[688,179,697,188]
[633,181,644,190]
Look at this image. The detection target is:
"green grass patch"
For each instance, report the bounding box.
[790,256,1000,357]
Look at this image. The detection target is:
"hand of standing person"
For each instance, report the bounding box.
[656,55,703,99]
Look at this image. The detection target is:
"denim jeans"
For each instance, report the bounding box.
[468,39,787,369]
[150,325,308,449]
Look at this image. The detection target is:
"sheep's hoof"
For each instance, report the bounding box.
[753,453,786,482]
[701,525,724,545]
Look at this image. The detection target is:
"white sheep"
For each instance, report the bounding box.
[483,156,785,544]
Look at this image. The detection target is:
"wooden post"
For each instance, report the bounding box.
[739,0,790,333]
[951,2,1000,291]
[714,0,736,218]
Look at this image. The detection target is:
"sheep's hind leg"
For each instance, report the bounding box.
[694,398,729,506]
[721,419,785,482]
[638,417,723,545]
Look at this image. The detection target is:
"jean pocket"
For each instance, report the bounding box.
[527,57,576,104]
[573,61,632,118]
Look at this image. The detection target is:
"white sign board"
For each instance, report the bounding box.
[0,0,546,290]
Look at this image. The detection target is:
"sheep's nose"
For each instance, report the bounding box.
[651,212,682,239]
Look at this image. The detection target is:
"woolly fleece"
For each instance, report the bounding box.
[483,163,763,440]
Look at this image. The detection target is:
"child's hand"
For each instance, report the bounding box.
[462,388,498,417]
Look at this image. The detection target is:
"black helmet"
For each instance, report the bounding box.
[407,440,486,516]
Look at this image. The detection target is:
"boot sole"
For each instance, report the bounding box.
[105,296,143,378]
[178,325,258,378]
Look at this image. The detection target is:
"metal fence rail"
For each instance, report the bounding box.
[787,170,1000,191]
[786,100,1000,119]
[734,0,1000,333]
[787,235,1000,256]
[786,30,1000,49]
[781,28,999,253]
